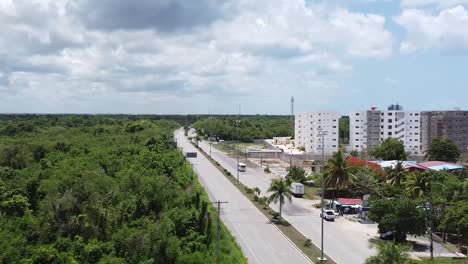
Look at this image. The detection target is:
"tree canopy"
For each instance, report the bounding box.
[192,116,293,142]
[0,116,246,264]
[426,139,460,163]
[370,138,408,161]
[369,197,426,242]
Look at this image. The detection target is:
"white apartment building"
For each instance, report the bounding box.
[295,111,339,154]
[350,105,422,156]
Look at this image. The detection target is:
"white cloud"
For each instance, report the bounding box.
[401,0,468,8]
[0,0,394,113]
[396,5,468,53]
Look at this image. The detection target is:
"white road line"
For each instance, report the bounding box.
[223,212,262,264]
[196,138,314,264]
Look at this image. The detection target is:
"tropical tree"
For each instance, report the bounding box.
[350,167,380,197]
[324,151,355,199]
[385,162,407,186]
[370,138,407,161]
[267,178,292,219]
[440,201,468,245]
[404,172,429,199]
[366,242,412,264]
[369,197,426,242]
[426,139,460,162]
[286,166,306,184]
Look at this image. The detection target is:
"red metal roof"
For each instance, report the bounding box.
[338,198,363,205]
[419,161,449,167]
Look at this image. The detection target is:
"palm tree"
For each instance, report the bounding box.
[267,178,292,219]
[253,187,261,196]
[366,242,411,264]
[386,161,406,186]
[351,167,380,197]
[324,150,355,200]
[404,172,429,199]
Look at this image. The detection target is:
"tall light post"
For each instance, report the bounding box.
[236,119,241,183]
[210,139,212,158]
[212,200,228,264]
[318,128,328,263]
[426,172,434,260]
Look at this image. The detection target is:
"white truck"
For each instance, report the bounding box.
[290,182,305,197]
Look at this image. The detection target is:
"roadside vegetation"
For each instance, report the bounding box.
[0,116,246,264]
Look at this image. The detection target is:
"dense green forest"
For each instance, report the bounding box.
[192,116,294,142]
[0,116,245,264]
[192,115,350,145]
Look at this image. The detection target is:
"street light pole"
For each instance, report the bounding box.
[213,200,228,264]
[429,175,434,260]
[318,129,328,263]
[289,144,292,169]
[237,120,240,183]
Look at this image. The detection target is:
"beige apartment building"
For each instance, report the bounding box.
[421,111,468,154]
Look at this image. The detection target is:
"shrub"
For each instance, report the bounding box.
[271,211,280,219]
[304,239,312,247]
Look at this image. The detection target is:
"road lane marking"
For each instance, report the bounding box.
[193,137,314,264]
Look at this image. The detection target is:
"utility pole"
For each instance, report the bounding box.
[429,175,434,260]
[236,108,241,183]
[213,200,228,264]
[289,145,293,169]
[318,128,328,263]
[245,145,247,162]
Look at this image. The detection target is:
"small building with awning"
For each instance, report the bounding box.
[333,198,363,214]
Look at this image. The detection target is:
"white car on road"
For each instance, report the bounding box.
[320,209,336,221]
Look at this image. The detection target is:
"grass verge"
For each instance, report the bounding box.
[192,142,336,264]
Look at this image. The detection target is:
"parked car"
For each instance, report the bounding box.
[379,231,406,241]
[320,209,336,221]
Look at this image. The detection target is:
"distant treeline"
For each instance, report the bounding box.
[192,116,294,142]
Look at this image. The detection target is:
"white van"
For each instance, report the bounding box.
[238,163,246,172]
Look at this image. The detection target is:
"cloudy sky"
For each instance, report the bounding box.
[1,0,467,115]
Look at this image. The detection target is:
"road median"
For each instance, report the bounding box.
[191,140,336,264]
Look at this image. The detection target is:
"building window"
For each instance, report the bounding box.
[356,113,360,116]
[388,132,392,136]
[388,119,393,123]
[332,145,337,147]
[333,126,337,128]
[388,125,392,129]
